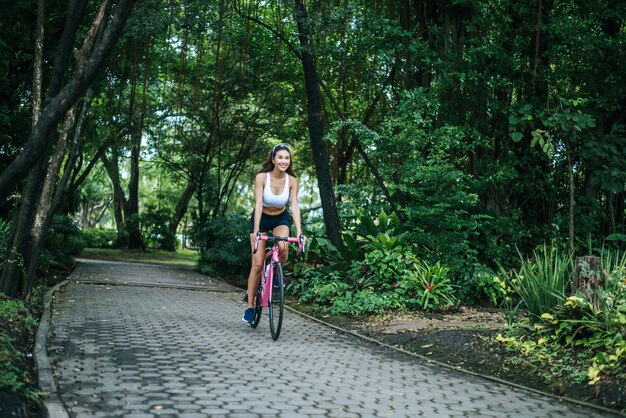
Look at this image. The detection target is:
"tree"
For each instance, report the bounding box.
[0,0,136,297]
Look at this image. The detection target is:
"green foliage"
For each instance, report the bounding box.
[81,229,118,249]
[396,261,457,310]
[44,215,84,267]
[194,214,251,277]
[501,244,572,320]
[292,264,402,315]
[459,265,507,306]
[496,247,626,387]
[290,211,457,315]
[361,230,416,291]
[0,295,39,395]
[0,218,10,256]
[140,205,177,251]
[332,90,480,278]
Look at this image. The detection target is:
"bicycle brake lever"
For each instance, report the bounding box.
[297,234,305,256]
[253,231,261,254]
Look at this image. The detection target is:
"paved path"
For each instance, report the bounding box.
[44,260,616,417]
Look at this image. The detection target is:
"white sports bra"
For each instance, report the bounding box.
[262,172,290,208]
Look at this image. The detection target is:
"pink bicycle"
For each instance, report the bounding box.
[252,233,304,340]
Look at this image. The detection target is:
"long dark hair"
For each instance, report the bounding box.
[258,147,297,177]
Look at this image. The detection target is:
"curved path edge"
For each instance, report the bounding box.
[35,280,71,418]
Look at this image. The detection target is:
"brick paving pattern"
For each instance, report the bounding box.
[46,261,614,417]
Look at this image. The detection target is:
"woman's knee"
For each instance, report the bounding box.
[251,259,263,272]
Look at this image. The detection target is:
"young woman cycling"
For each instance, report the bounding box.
[242,143,305,324]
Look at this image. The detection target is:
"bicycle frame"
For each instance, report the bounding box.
[254,235,303,307]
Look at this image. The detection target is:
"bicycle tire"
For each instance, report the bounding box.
[251,287,262,328]
[268,262,284,340]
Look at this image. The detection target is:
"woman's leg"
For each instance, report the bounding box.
[272,224,290,265]
[246,235,265,309]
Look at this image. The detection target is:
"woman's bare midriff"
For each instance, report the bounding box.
[262,206,286,216]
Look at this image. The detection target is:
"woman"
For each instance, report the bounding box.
[242,143,305,324]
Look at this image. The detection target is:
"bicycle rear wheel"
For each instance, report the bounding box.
[251,287,262,328]
[268,262,284,340]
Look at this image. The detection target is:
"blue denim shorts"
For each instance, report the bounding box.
[249,210,292,234]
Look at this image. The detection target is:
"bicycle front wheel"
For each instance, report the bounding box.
[268,262,284,341]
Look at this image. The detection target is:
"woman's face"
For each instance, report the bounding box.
[273,149,291,172]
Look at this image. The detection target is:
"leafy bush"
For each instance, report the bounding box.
[289,211,457,315]
[329,91,481,278]
[292,262,402,315]
[459,265,506,306]
[361,231,416,291]
[496,248,626,387]
[81,228,117,249]
[194,214,251,278]
[140,205,177,251]
[0,295,39,395]
[44,215,84,266]
[501,244,572,320]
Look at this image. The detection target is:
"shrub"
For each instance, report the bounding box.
[459,265,507,306]
[397,260,457,310]
[194,214,251,279]
[289,221,457,315]
[496,248,626,387]
[0,295,39,395]
[503,244,572,321]
[140,205,177,251]
[45,215,84,266]
[81,229,117,248]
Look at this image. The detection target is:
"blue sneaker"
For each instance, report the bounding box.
[242,308,254,324]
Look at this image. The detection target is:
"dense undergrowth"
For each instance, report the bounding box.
[0,292,44,417]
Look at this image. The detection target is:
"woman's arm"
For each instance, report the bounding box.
[290,176,303,237]
[252,172,265,236]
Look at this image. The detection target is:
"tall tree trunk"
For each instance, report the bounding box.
[32,0,45,126]
[616,191,625,233]
[23,94,92,299]
[101,153,128,247]
[0,0,49,297]
[127,40,143,250]
[0,157,49,296]
[167,181,195,251]
[213,0,225,218]
[22,2,110,298]
[293,0,342,247]
[63,143,107,213]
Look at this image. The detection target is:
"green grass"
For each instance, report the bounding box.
[78,248,199,267]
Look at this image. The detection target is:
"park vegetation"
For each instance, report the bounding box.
[0,0,625,412]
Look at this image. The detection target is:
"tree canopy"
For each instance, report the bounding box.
[0,0,625,297]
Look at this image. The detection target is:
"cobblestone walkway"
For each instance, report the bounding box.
[45,260,615,417]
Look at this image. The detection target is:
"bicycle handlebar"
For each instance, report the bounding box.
[253,233,305,255]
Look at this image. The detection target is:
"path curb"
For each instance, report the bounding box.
[284,303,626,417]
[35,280,70,418]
